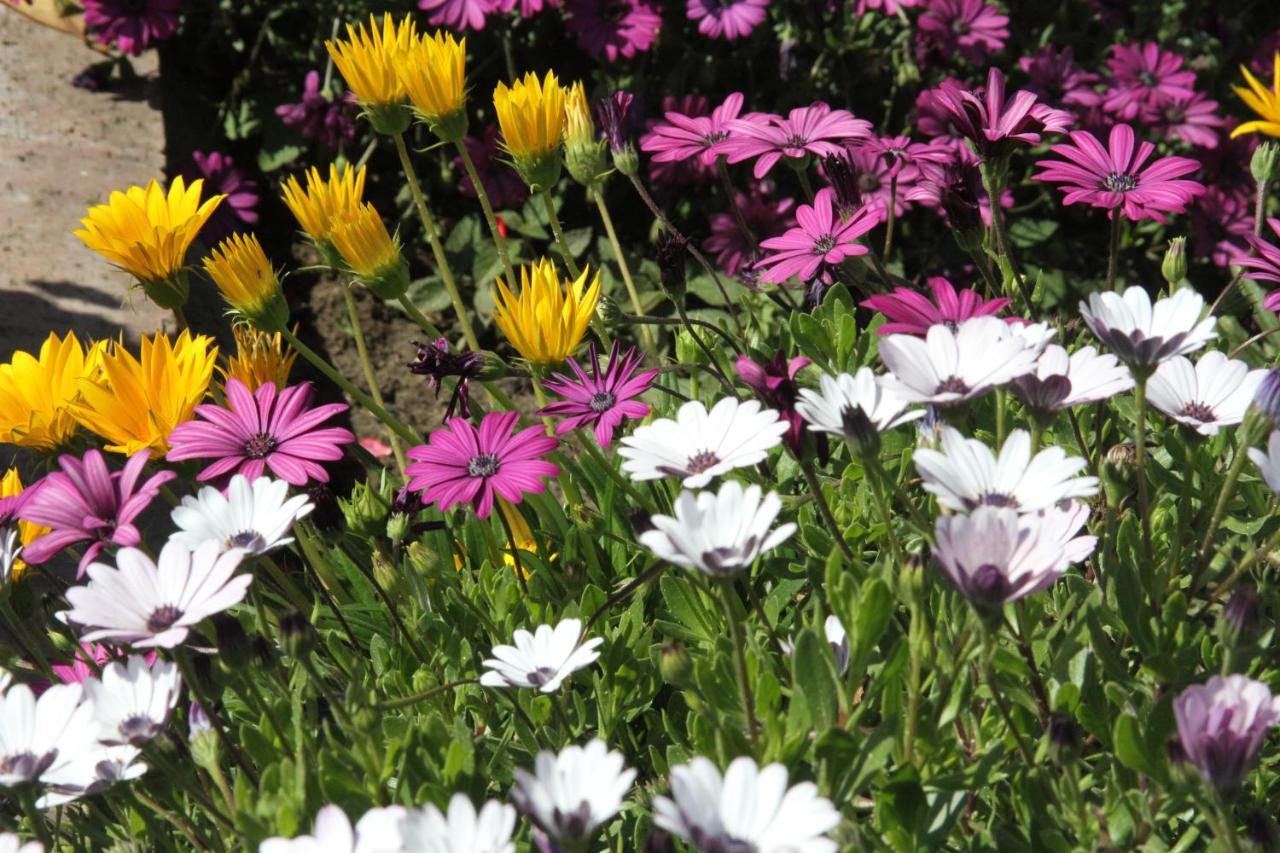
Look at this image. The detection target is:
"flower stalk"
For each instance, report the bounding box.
[591,188,653,350]
[341,282,407,473]
[717,582,760,754]
[454,140,518,290]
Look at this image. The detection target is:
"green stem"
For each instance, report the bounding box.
[798,456,856,563]
[1196,416,1261,577]
[1107,214,1122,291]
[904,584,923,767]
[378,678,479,711]
[1133,376,1154,566]
[392,131,481,351]
[397,295,444,338]
[995,388,1006,448]
[541,190,582,279]
[175,652,259,785]
[455,140,518,289]
[592,188,654,350]
[19,788,52,849]
[980,630,1035,766]
[341,283,407,473]
[982,169,1031,310]
[578,435,654,514]
[718,582,760,754]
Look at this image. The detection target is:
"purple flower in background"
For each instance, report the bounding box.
[863,276,1012,336]
[1102,42,1197,121]
[409,338,487,419]
[539,343,657,447]
[455,125,528,210]
[493,0,555,14]
[704,188,796,277]
[418,0,495,30]
[594,90,635,153]
[81,0,180,56]
[932,68,1073,159]
[917,0,1008,65]
[1237,219,1280,291]
[1018,46,1102,111]
[687,0,770,41]
[275,70,357,150]
[1174,675,1280,792]
[735,352,810,453]
[721,103,872,178]
[1191,187,1253,269]
[564,0,662,62]
[19,450,175,577]
[915,78,969,139]
[859,135,953,178]
[826,147,910,220]
[856,0,921,13]
[756,188,876,285]
[909,159,1009,228]
[1143,93,1226,149]
[186,151,259,244]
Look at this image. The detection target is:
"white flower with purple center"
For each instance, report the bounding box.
[1011,344,1134,413]
[510,739,635,847]
[84,655,181,747]
[1079,285,1216,372]
[479,618,602,693]
[1146,350,1266,436]
[878,316,1041,406]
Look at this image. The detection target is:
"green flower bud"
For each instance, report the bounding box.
[1252,141,1280,184]
[1162,237,1188,288]
[339,479,391,540]
[1101,442,1136,506]
[596,295,625,328]
[659,641,693,688]
[566,139,611,190]
[364,103,413,137]
[611,142,639,179]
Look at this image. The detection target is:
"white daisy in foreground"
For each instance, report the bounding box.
[1248,430,1280,495]
[84,655,182,746]
[1001,320,1056,353]
[0,834,42,853]
[1010,344,1134,413]
[37,743,147,808]
[61,540,252,649]
[619,398,789,488]
[0,682,97,789]
[639,481,796,578]
[653,755,840,853]
[1146,351,1266,437]
[795,368,923,454]
[511,739,636,847]
[259,804,407,852]
[825,615,850,675]
[932,504,1095,609]
[401,793,516,853]
[480,618,603,693]
[878,316,1041,406]
[913,427,1097,513]
[1079,285,1216,371]
[170,475,313,556]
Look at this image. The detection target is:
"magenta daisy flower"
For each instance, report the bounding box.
[81,0,180,56]
[538,343,657,447]
[1101,42,1197,121]
[455,125,529,210]
[757,188,877,284]
[1034,123,1204,222]
[641,92,744,168]
[167,379,355,487]
[1143,93,1225,149]
[564,0,662,62]
[687,0,770,41]
[908,160,1010,228]
[856,0,921,12]
[862,276,1013,336]
[275,70,357,151]
[721,103,872,179]
[858,135,953,178]
[704,188,796,277]
[1018,46,1102,111]
[1237,219,1280,292]
[19,449,175,577]
[824,147,910,220]
[932,68,1073,159]
[494,0,553,14]
[1191,187,1254,269]
[915,78,968,139]
[916,0,1008,65]
[735,352,811,453]
[186,151,259,244]
[417,0,495,30]
[406,412,559,518]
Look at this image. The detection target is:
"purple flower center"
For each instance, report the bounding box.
[690,830,758,853]
[589,391,617,413]
[526,665,559,687]
[686,450,721,474]
[703,130,729,147]
[228,530,267,551]
[936,376,970,395]
[244,433,278,459]
[1102,172,1139,192]
[1138,70,1158,87]
[119,715,155,743]
[969,563,1010,606]
[970,492,1019,509]
[467,453,501,478]
[0,750,48,781]
[147,605,184,633]
[1180,401,1216,422]
[784,134,809,149]
[952,19,971,34]
[813,234,838,254]
[858,172,882,193]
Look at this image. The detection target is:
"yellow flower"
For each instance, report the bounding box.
[329,202,411,300]
[281,164,368,248]
[493,71,566,188]
[564,82,594,149]
[0,331,104,451]
[220,324,298,392]
[326,14,416,132]
[74,177,224,308]
[494,258,601,364]
[1,468,49,582]
[1233,52,1280,138]
[563,81,608,188]
[71,331,218,456]
[453,499,545,578]
[202,233,289,331]
[399,31,468,139]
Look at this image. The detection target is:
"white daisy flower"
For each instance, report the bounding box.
[0,833,42,853]
[619,398,789,488]
[0,682,97,789]
[913,427,1098,513]
[511,739,636,846]
[795,368,924,453]
[1247,430,1280,495]
[479,618,603,693]
[1146,351,1267,437]
[84,655,182,747]
[170,475,313,556]
[878,316,1041,407]
[1079,285,1216,371]
[639,481,796,578]
[824,615,850,675]
[1000,320,1057,353]
[932,503,1096,609]
[37,743,148,808]
[653,755,841,853]
[259,804,407,853]
[60,540,252,649]
[401,793,516,853]
[1010,344,1134,413]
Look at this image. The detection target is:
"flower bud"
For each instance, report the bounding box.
[659,641,693,688]
[1221,585,1261,646]
[213,614,253,671]
[1161,237,1187,288]
[188,702,220,771]
[372,550,399,593]
[595,295,625,328]
[279,609,315,659]
[611,142,640,179]
[1252,141,1280,184]
[656,233,687,300]
[387,510,411,544]
[1101,442,1136,505]
[406,541,440,577]
[339,479,391,540]
[564,83,610,190]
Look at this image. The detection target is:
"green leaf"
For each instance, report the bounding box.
[791,629,839,733]
[1112,713,1155,777]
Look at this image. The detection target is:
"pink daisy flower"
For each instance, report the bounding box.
[405,412,559,518]
[756,188,877,284]
[1102,42,1197,121]
[564,0,662,62]
[916,0,1008,65]
[1191,187,1254,269]
[538,342,657,447]
[856,0,921,13]
[493,0,554,15]
[1142,93,1225,149]
[51,644,154,685]
[704,188,796,277]
[862,276,1013,336]
[1018,46,1102,112]
[275,70,358,151]
[641,92,745,168]
[931,68,1073,159]
[1034,123,1205,222]
[418,0,495,30]
[167,380,355,487]
[455,125,529,210]
[19,449,175,577]
[824,147,909,221]
[908,160,1010,228]
[1237,219,1280,296]
[687,0,770,41]
[81,0,180,56]
[858,135,953,178]
[735,352,811,453]
[721,103,872,179]
[915,78,968,139]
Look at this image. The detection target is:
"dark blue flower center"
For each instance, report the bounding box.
[147,605,183,633]
[1103,172,1139,192]
[589,391,617,413]
[686,450,721,473]
[244,433,278,459]
[467,453,501,478]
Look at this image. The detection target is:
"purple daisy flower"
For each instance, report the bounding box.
[564,0,662,62]
[19,449,176,578]
[81,0,180,56]
[908,159,1010,228]
[735,352,810,453]
[186,151,259,244]
[756,188,877,285]
[1237,218,1280,292]
[538,342,657,447]
[642,92,744,169]
[1191,187,1254,269]
[823,147,909,220]
[916,0,1008,65]
[167,379,355,487]
[406,412,560,519]
[686,0,770,41]
[418,0,496,30]
[275,70,357,151]
[1142,92,1226,149]
[721,103,872,179]
[1018,46,1102,112]
[493,0,555,15]
[1174,675,1280,793]
[455,125,529,210]
[931,68,1073,159]
[1102,42,1197,121]
[703,187,796,277]
[409,338,487,419]
[1034,123,1204,222]
[856,0,921,12]
[863,276,1013,336]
